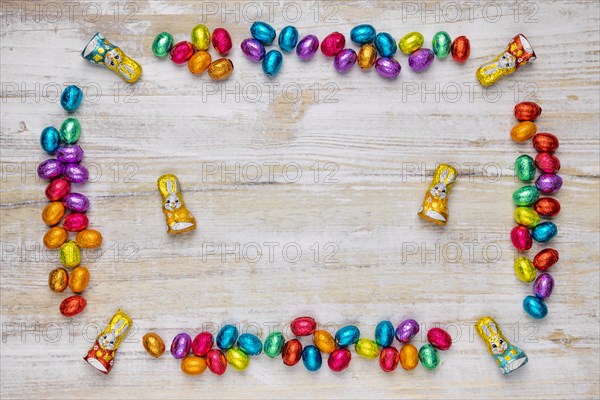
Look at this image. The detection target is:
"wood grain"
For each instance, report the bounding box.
[1,0,599,398]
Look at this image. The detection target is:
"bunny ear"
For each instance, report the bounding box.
[116,322,129,338]
[488,321,499,337]
[173,178,179,193]
[166,179,173,194]
[112,319,125,332]
[440,169,448,181]
[446,172,456,184]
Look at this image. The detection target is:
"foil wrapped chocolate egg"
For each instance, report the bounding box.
[523,295,548,319]
[216,324,238,350]
[313,329,335,354]
[375,320,395,347]
[432,31,451,58]
[355,338,380,359]
[278,25,299,52]
[533,248,559,271]
[291,316,317,336]
[76,229,103,249]
[63,163,89,183]
[531,221,558,243]
[301,345,322,371]
[207,58,233,80]
[334,49,357,73]
[328,348,351,372]
[263,331,285,358]
[535,153,561,173]
[48,267,69,292]
[191,24,210,51]
[533,133,559,152]
[68,265,89,293]
[296,35,319,60]
[170,333,192,359]
[379,346,399,372]
[211,28,232,55]
[60,295,86,317]
[206,349,227,375]
[38,159,64,181]
[63,212,89,232]
[60,240,81,268]
[62,193,89,212]
[350,24,376,45]
[536,173,562,194]
[181,355,207,375]
[450,36,470,63]
[335,325,360,347]
[262,50,283,77]
[226,348,250,371]
[515,154,536,181]
[375,57,401,79]
[59,118,81,144]
[511,121,537,142]
[357,44,377,69]
[42,201,65,226]
[512,185,539,206]
[514,102,542,122]
[514,257,537,282]
[395,319,419,343]
[192,332,214,356]
[399,32,424,54]
[43,226,68,249]
[419,344,440,370]
[408,48,434,71]
[374,32,397,57]
[427,328,452,350]
[40,127,60,154]
[56,145,84,164]
[143,332,165,358]
[188,51,212,75]
[511,225,532,251]
[533,273,554,299]
[399,344,419,370]
[151,32,174,58]
[250,21,276,45]
[282,339,302,366]
[321,32,345,57]
[241,38,266,62]
[45,178,70,201]
[514,207,540,228]
[60,85,83,112]
[236,333,262,356]
[170,41,195,64]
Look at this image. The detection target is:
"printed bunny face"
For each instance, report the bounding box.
[490,337,508,355]
[431,183,447,198]
[164,179,182,211]
[98,319,128,350]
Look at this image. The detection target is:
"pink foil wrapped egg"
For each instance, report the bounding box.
[328,348,351,372]
[170,41,195,64]
[290,316,317,336]
[63,212,89,232]
[426,328,452,350]
[192,332,214,356]
[212,28,232,55]
[511,225,532,251]
[321,32,345,57]
[45,178,71,201]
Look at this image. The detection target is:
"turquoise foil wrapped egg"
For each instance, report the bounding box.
[216,324,239,350]
[432,31,452,58]
[523,295,548,319]
[375,320,395,347]
[262,50,283,77]
[278,26,299,52]
[250,21,276,45]
[531,221,558,243]
[335,325,360,347]
[374,32,397,57]
[40,127,60,154]
[236,333,262,356]
[60,85,83,112]
[301,345,322,371]
[350,24,376,45]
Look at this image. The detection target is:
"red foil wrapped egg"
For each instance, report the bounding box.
[328,348,351,372]
[206,349,227,375]
[533,248,559,271]
[282,339,302,366]
[514,102,542,121]
[535,197,561,217]
[60,295,87,317]
[427,328,452,350]
[321,32,345,57]
[533,133,559,152]
[45,178,71,201]
[379,347,399,372]
[290,316,317,336]
[450,36,470,63]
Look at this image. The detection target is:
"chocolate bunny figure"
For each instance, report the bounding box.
[157,174,197,234]
[418,164,457,226]
[476,316,528,374]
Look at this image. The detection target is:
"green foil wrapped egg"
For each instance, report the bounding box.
[59,118,81,144]
[514,257,537,282]
[514,207,540,228]
[513,186,540,207]
[432,31,451,58]
[418,344,440,370]
[263,331,285,358]
[515,154,536,182]
[152,32,174,58]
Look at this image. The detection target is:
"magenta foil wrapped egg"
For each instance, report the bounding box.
[170,41,195,64]
[38,159,64,181]
[533,272,554,299]
[63,163,89,183]
[56,145,84,163]
[192,332,214,356]
[511,225,532,251]
[296,35,320,60]
[171,333,192,359]
[408,48,435,71]
[240,38,265,62]
[62,193,90,212]
[426,328,452,350]
[375,57,401,79]
[536,173,562,195]
[334,49,357,73]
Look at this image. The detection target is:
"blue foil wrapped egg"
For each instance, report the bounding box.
[262,50,283,77]
[523,295,548,319]
[531,221,558,243]
[236,333,262,356]
[278,26,299,52]
[350,24,376,45]
[374,32,397,57]
[60,85,83,112]
[335,325,360,347]
[301,345,322,371]
[250,21,276,45]
[375,320,395,347]
[216,324,239,350]
[40,127,60,154]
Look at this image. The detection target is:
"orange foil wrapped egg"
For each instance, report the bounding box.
[534,197,561,217]
[48,268,69,292]
[514,102,542,121]
[43,226,68,249]
[510,121,537,142]
[60,295,87,317]
[68,266,90,293]
[450,36,470,63]
[76,229,103,249]
[42,202,65,226]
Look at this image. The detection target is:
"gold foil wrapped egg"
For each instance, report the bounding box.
[43,226,68,249]
[76,229,103,249]
[191,24,211,51]
[399,344,419,370]
[188,51,212,75]
[59,240,81,268]
[313,330,336,354]
[510,121,537,142]
[181,355,207,375]
[48,268,69,292]
[207,58,234,80]
[42,202,65,226]
[357,44,377,69]
[143,332,166,358]
[68,266,89,293]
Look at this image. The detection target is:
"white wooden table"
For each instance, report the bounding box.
[1,1,599,398]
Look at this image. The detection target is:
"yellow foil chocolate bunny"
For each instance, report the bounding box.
[476,34,536,87]
[476,316,528,374]
[418,164,457,226]
[157,174,197,234]
[81,33,142,83]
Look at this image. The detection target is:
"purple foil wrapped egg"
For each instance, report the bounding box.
[395,319,419,343]
[56,145,84,164]
[171,333,192,359]
[533,272,554,299]
[37,159,64,181]
[296,35,320,60]
[62,193,90,212]
[375,57,401,79]
[536,173,562,195]
[408,48,434,71]
[334,49,357,73]
[63,163,89,183]
[240,38,266,62]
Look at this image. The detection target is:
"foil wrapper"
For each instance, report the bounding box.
[476,34,535,87]
[475,316,528,374]
[82,33,142,83]
[418,164,457,225]
[157,174,197,234]
[84,309,132,374]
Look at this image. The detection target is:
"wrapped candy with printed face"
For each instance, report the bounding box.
[418,164,457,226]
[475,316,528,375]
[476,34,536,87]
[81,33,142,83]
[84,309,132,374]
[157,174,196,234]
